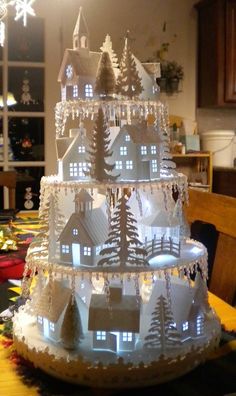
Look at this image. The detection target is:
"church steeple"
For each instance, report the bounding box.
[73,7,90,52]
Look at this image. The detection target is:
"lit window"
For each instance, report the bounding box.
[151,145,157,154]
[84,246,91,256]
[115,160,122,170]
[122,332,132,342]
[78,145,85,153]
[182,321,189,331]
[196,315,203,335]
[62,245,69,254]
[38,316,43,324]
[78,162,88,177]
[120,146,127,156]
[125,134,130,141]
[85,84,93,98]
[152,159,158,172]
[141,146,147,155]
[126,160,133,170]
[49,322,55,332]
[96,331,106,340]
[73,228,78,236]
[73,85,78,98]
[69,162,78,177]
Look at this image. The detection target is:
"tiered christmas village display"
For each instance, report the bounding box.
[13,8,221,388]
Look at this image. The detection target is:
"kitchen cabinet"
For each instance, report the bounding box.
[196,0,236,107]
[173,152,213,192]
[213,167,236,197]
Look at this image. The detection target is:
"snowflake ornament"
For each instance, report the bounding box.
[14,0,36,26]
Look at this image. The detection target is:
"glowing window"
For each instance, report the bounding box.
[126,160,133,170]
[120,146,127,156]
[125,134,130,141]
[196,316,203,335]
[152,159,158,172]
[73,228,78,236]
[141,146,147,155]
[84,246,91,256]
[85,84,93,98]
[78,162,88,176]
[115,160,122,170]
[182,321,189,331]
[96,331,106,340]
[62,245,69,254]
[73,85,78,98]
[151,145,157,154]
[69,162,78,177]
[78,145,85,153]
[122,332,132,342]
[49,322,55,332]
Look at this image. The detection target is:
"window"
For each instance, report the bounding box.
[152,159,158,172]
[182,321,189,331]
[196,315,203,335]
[62,244,69,254]
[73,228,78,236]
[96,331,106,340]
[49,322,55,332]
[115,160,122,170]
[126,160,133,170]
[125,134,130,141]
[84,246,91,256]
[122,332,132,342]
[38,316,43,324]
[151,145,157,154]
[120,146,127,156]
[78,145,85,153]
[69,162,78,177]
[78,162,88,177]
[73,85,78,98]
[141,145,147,155]
[85,84,93,98]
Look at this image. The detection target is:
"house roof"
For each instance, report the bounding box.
[56,137,74,160]
[125,124,162,144]
[88,293,141,332]
[74,189,94,203]
[35,280,71,323]
[58,207,108,246]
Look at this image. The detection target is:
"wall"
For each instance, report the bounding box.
[35,0,199,175]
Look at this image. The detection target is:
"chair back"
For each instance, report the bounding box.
[185,189,236,305]
[0,171,17,209]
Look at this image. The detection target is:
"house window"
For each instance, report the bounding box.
[120,146,127,156]
[85,84,93,98]
[96,331,106,340]
[38,316,43,324]
[122,332,132,342]
[115,160,122,170]
[78,162,88,177]
[69,162,78,177]
[62,244,69,254]
[73,85,78,98]
[152,159,158,172]
[125,134,130,141]
[49,322,55,332]
[141,145,147,155]
[73,228,78,236]
[78,145,85,153]
[126,160,133,170]
[182,321,189,331]
[84,246,91,256]
[151,145,157,154]
[196,315,203,335]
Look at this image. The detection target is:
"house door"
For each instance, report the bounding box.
[43,319,49,338]
[72,243,80,266]
[141,161,150,179]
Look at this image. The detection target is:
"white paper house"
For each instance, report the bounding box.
[58,189,108,266]
[88,285,141,352]
[109,123,162,181]
[35,280,71,342]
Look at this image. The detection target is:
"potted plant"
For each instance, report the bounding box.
[157,60,184,93]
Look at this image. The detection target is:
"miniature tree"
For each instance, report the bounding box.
[116,32,143,99]
[100,34,119,69]
[95,52,116,98]
[98,195,148,267]
[87,106,117,181]
[144,294,181,351]
[60,295,84,350]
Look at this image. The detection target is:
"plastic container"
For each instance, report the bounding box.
[201,130,235,167]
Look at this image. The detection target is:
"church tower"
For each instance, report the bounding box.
[73,6,90,54]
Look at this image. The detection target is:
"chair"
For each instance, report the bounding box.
[0,171,17,209]
[185,189,236,306]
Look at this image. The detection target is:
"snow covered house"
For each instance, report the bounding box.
[109,123,162,181]
[58,189,108,266]
[57,7,160,102]
[88,285,141,352]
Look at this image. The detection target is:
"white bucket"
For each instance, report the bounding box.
[201,129,235,167]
